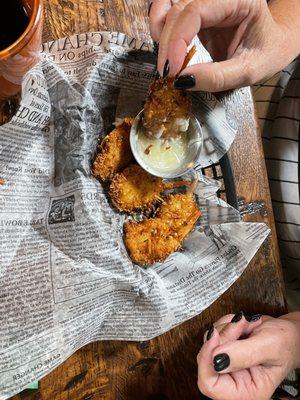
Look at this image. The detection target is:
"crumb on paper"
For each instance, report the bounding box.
[0,179,5,186]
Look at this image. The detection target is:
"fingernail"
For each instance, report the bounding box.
[174,74,195,89]
[231,311,243,323]
[213,353,230,372]
[249,314,262,322]
[148,2,153,16]
[206,326,214,341]
[153,41,159,56]
[163,60,169,78]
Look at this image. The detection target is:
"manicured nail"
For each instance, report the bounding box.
[163,60,169,78]
[213,353,230,372]
[231,311,243,323]
[148,2,153,16]
[249,314,262,322]
[174,74,196,89]
[206,326,214,341]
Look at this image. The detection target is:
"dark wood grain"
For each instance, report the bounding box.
[7,1,286,399]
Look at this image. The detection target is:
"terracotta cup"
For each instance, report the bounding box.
[0,0,43,101]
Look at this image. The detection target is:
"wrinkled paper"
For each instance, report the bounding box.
[0,32,269,399]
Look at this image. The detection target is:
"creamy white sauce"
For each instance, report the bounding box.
[138,131,189,172]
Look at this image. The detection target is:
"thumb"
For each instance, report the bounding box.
[211,331,280,374]
[174,56,255,92]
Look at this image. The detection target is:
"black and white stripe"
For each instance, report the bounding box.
[254,56,300,311]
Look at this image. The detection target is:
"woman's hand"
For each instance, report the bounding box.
[148,0,300,91]
[197,312,300,400]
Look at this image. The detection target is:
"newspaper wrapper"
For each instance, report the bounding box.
[0,32,269,399]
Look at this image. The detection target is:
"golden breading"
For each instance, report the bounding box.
[124,193,201,265]
[156,191,199,227]
[142,46,196,140]
[92,117,134,182]
[142,77,191,139]
[109,164,165,213]
[109,165,192,213]
[124,219,180,265]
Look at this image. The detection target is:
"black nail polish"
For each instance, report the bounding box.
[163,60,169,78]
[249,314,262,322]
[174,74,195,89]
[148,2,153,16]
[231,311,243,323]
[206,326,214,341]
[153,41,159,56]
[213,353,230,372]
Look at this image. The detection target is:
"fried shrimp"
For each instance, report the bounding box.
[156,192,200,228]
[109,164,165,213]
[142,46,196,140]
[109,164,193,213]
[92,114,200,265]
[92,117,134,181]
[124,192,201,265]
[143,77,191,139]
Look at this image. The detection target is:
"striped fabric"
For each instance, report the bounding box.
[253,57,300,311]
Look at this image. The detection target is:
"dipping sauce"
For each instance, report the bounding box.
[138,130,189,173]
[130,111,202,179]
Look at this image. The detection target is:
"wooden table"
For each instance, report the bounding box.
[9,1,286,399]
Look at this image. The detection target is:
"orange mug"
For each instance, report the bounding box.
[0,0,43,101]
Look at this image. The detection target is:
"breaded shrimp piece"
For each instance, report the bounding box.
[109,164,165,213]
[143,77,191,139]
[156,192,199,228]
[92,117,134,181]
[124,192,201,265]
[142,46,196,140]
[124,219,180,265]
[109,165,193,213]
